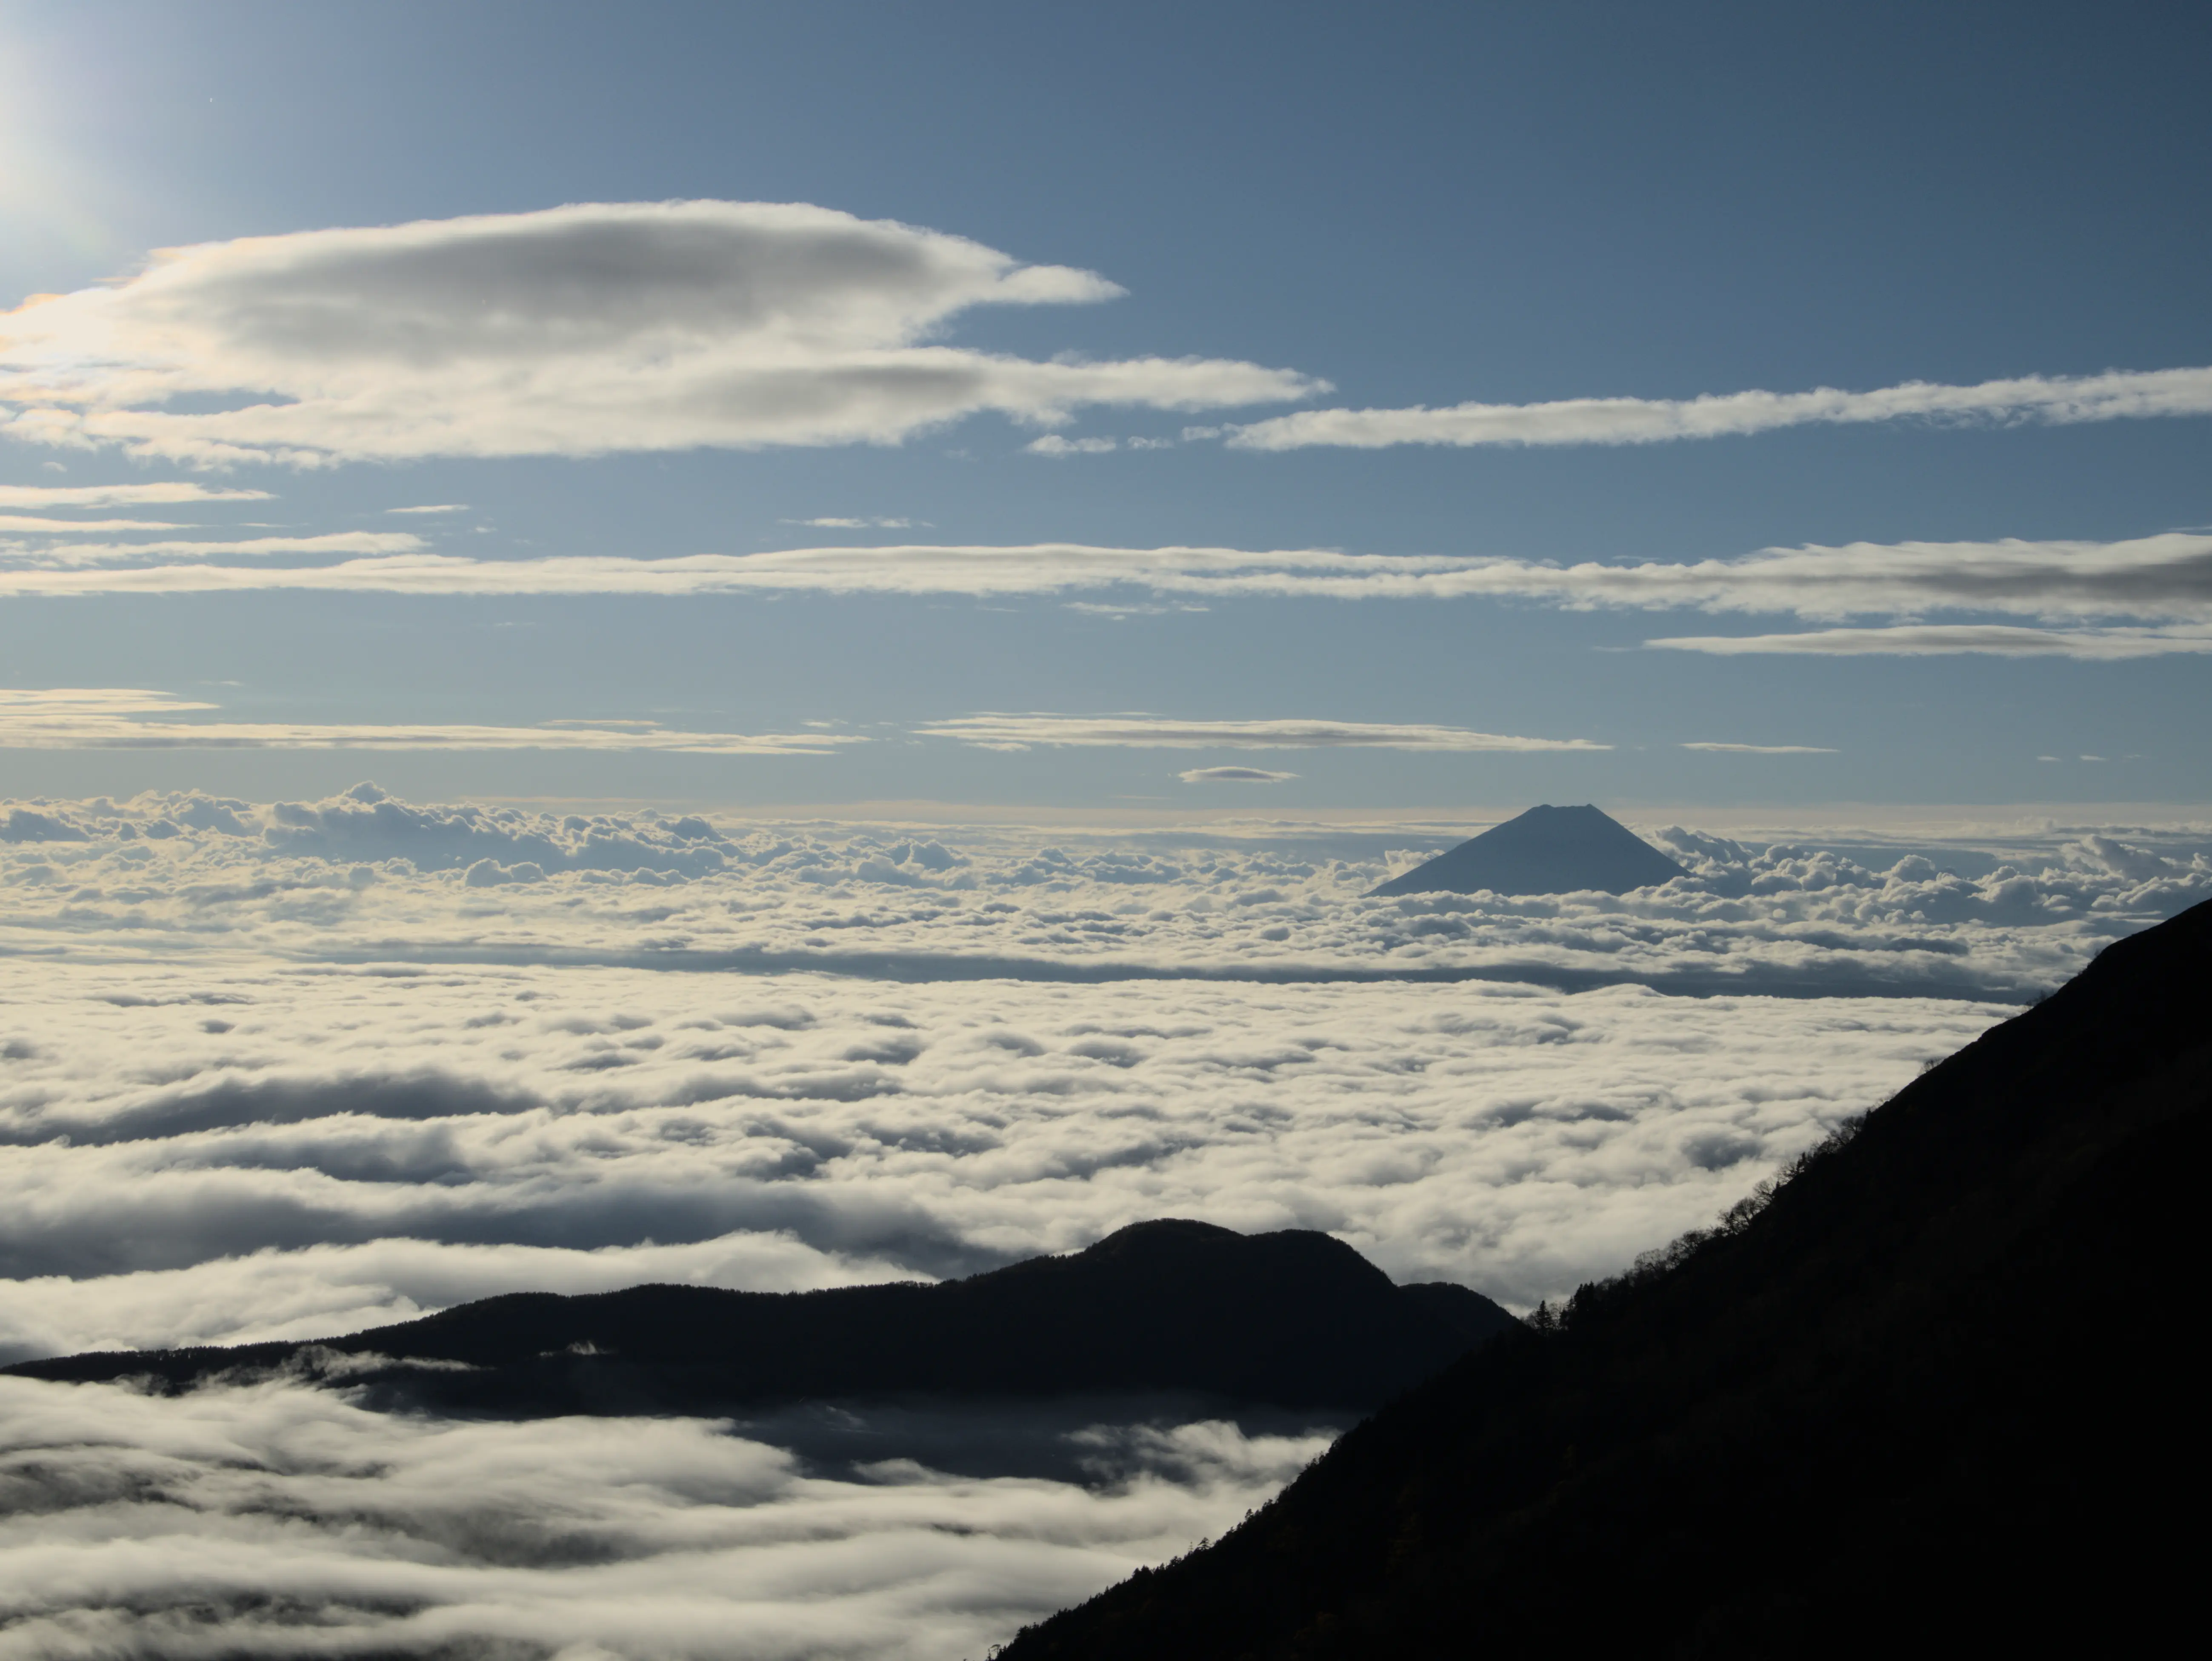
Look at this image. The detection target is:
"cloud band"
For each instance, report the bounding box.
[1224,366,2212,451]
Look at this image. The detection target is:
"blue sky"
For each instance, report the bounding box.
[2,0,2207,811]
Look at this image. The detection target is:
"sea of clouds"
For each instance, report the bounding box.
[3,785,2207,1658]
[0,1372,1326,1661]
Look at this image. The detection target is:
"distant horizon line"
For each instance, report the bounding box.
[10,791,2203,838]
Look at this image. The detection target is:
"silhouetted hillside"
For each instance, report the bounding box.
[8,1219,1514,1415]
[1371,804,1686,896]
[1005,899,2212,1658]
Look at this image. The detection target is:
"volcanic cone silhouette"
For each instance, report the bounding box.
[1370,804,1686,896]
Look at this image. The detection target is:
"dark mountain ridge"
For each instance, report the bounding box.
[8,1219,1515,1415]
[1370,803,1688,896]
[1006,896,2212,1658]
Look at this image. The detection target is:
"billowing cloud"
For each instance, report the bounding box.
[0,1374,1323,1661]
[1179,767,1299,783]
[5,785,2206,1364]
[0,202,1322,464]
[1223,365,2212,450]
[913,716,1606,752]
[0,691,861,753]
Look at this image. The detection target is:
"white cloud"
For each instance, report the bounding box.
[7,531,423,565]
[782,516,927,529]
[0,1234,912,1358]
[9,786,2205,1353]
[0,482,271,507]
[0,690,864,753]
[0,201,1323,465]
[0,688,220,716]
[6,534,2205,659]
[1179,767,1299,783]
[1541,533,2212,625]
[0,514,185,531]
[1026,435,1119,456]
[383,502,469,515]
[1679,742,1838,753]
[914,715,1608,752]
[1648,623,2212,658]
[1223,365,2212,450]
[0,927,2010,1325]
[0,543,1454,598]
[0,1374,1323,1661]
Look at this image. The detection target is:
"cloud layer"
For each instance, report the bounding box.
[3,788,2204,1658]
[0,483,271,508]
[5,785,2206,1368]
[0,1373,1322,1660]
[1223,365,2212,450]
[0,693,861,754]
[914,715,1606,752]
[0,202,1320,464]
[9,532,2205,655]
[1649,622,2212,658]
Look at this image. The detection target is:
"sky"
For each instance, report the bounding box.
[1,0,2207,812]
[3,7,2211,1657]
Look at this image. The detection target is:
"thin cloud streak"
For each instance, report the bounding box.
[8,531,424,565]
[1649,624,2212,658]
[0,515,187,531]
[0,544,1450,597]
[0,482,271,507]
[0,691,863,753]
[5,534,2204,628]
[1680,742,1838,753]
[915,715,1609,752]
[1224,365,2212,450]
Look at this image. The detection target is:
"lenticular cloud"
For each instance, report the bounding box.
[0,201,1320,463]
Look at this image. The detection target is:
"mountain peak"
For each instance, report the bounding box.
[7,1219,1515,1413]
[1370,804,1686,897]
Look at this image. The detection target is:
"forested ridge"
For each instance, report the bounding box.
[1005,898,2212,1658]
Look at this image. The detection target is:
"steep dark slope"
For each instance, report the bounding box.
[1006,898,2212,1659]
[1370,804,1687,896]
[8,1219,1515,1414]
